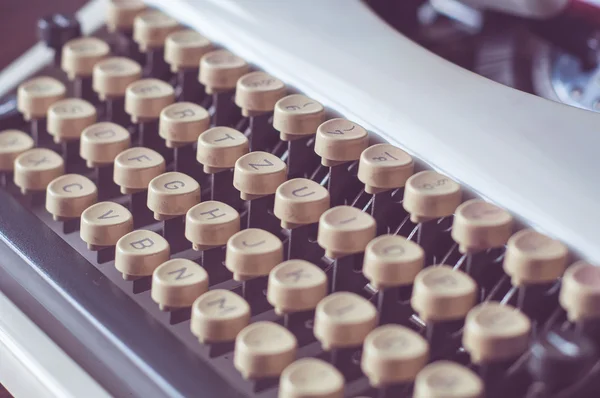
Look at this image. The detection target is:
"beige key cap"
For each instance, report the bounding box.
[358,144,414,194]
[317,206,376,259]
[503,229,568,286]
[267,260,328,315]
[147,172,201,220]
[196,127,249,173]
[106,0,146,32]
[403,171,462,223]
[233,152,287,200]
[559,261,600,321]
[115,229,170,280]
[235,72,286,117]
[273,95,325,141]
[159,102,210,148]
[451,199,513,254]
[234,321,297,380]
[151,259,209,310]
[113,147,165,194]
[226,228,284,281]
[190,289,251,343]
[185,201,240,250]
[274,178,330,229]
[362,235,424,289]
[413,361,484,398]
[80,122,131,168]
[61,37,110,80]
[46,174,98,221]
[80,201,133,250]
[314,292,378,350]
[17,76,66,121]
[164,29,212,72]
[125,78,175,123]
[93,57,142,101]
[279,358,344,398]
[361,325,429,387]
[411,265,477,322]
[133,10,179,52]
[314,119,369,167]
[0,130,34,172]
[463,302,531,364]
[199,50,249,94]
[47,98,97,143]
[14,148,64,195]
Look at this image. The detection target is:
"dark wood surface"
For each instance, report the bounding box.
[0,0,88,71]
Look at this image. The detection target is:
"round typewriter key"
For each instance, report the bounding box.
[46,174,97,220]
[233,152,287,200]
[361,325,429,387]
[414,361,484,398]
[463,302,531,364]
[159,102,210,148]
[226,228,284,281]
[164,29,212,73]
[0,130,34,172]
[147,172,200,220]
[411,265,477,322]
[61,37,110,80]
[403,170,462,223]
[107,0,146,32]
[235,71,286,116]
[274,178,330,229]
[115,229,169,279]
[17,76,66,121]
[133,10,179,52]
[125,78,175,123]
[451,199,513,254]
[559,261,600,321]
[363,235,424,289]
[273,94,325,141]
[279,358,344,398]
[197,127,249,173]
[314,292,378,351]
[200,50,249,94]
[314,118,369,167]
[113,147,165,194]
[80,122,130,168]
[358,144,414,194]
[317,206,376,259]
[191,289,251,343]
[152,258,208,310]
[14,148,65,195]
[234,321,297,380]
[80,201,133,250]
[47,98,97,143]
[267,260,328,315]
[503,229,568,286]
[185,201,240,251]
[93,57,142,101]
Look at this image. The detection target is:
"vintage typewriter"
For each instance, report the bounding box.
[1,0,600,397]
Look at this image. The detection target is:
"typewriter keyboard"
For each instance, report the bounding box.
[1,2,600,398]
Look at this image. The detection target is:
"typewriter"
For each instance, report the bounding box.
[1,0,600,397]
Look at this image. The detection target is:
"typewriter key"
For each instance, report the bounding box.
[115,229,169,281]
[151,258,208,311]
[191,289,250,344]
[147,172,200,221]
[93,57,142,124]
[14,148,64,195]
[106,0,146,33]
[413,361,483,398]
[114,147,165,194]
[133,10,179,78]
[0,130,34,181]
[278,358,344,398]
[226,228,284,282]
[46,174,97,222]
[81,201,133,263]
[61,37,110,100]
[38,13,81,66]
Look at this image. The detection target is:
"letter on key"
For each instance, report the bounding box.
[403,171,462,223]
[115,230,169,280]
[17,76,66,121]
[317,206,376,259]
[133,10,179,52]
[125,78,175,123]
[93,57,142,101]
[190,289,250,343]
[164,29,212,73]
[267,260,328,315]
[185,201,240,250]
[46,174,98,221]
[80,201,133,250]
[14,148,64,195]
[559,261,600,322]
[233,152,287,200]
[113,147,165,194]
[273,94,325,141]
[199,50,249,94]
[80,122,131,168]
[196,127,249,173]
[234,321,297,379]
[274,178,330,229]
[226,228,284,281]
[413,361,484,398]
[147,172,200,220]
[278,358,344,398]
[314,118,369,167]
[159,102,210,148]
[47,98,97,143]
[357,144,414,194]
[61,37,110,81]
[0,130,34,172]
[152,259,208,310]
[235,71,286,116]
